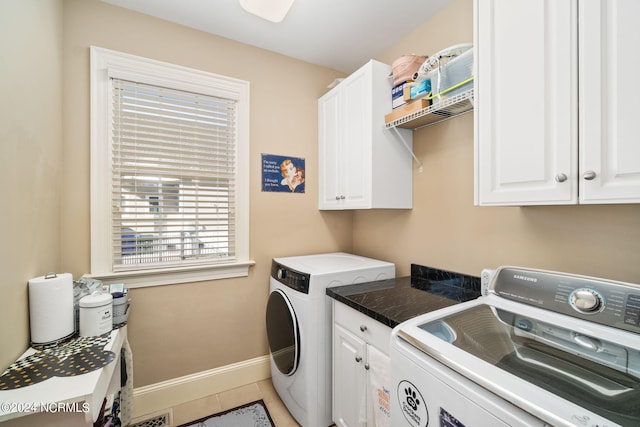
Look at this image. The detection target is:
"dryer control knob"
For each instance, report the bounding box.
[570,288,603,313]
[277,268,286,280]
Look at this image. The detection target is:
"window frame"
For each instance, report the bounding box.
[89,46,252,288]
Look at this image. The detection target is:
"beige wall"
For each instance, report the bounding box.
[60,0,351,386]
[0,0,63,370]
[0,0,351,387]
[359,0,640,283]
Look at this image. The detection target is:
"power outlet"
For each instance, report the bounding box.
[481,268,495,296]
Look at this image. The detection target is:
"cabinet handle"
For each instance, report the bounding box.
[364,363,370,370]
[555,173,568,183]
[355,356,362,363]
[359,325,367,332]
[583,170,597,181]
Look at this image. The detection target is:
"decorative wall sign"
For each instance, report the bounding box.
[261,154,305,193]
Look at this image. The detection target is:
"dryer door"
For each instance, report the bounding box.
[266,289,300,375]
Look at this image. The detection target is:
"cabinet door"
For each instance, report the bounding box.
[333,324,367,427]
[318,88,343,209]
[475,0,578,205]
[579,0,640,203]
[341,67,372,209]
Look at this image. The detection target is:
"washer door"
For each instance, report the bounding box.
[266,289,300,376]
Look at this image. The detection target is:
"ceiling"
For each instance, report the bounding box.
[100,0,452,74]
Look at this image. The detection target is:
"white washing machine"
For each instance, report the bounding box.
[391,266,640,427]
[266,252,394,427]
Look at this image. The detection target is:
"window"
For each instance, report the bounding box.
[90,47,252,287]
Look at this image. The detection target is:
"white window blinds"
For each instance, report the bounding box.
[111,78,237,271]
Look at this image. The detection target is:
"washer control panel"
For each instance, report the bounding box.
[492,266,640,334]
[271,261,311,294]
[569,288,604,313]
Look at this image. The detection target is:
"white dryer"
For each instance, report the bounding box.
[266,252,394,427]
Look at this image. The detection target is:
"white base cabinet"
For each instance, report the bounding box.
[475,0,640,206]
[332,301,391,427]
[318,60,413,210]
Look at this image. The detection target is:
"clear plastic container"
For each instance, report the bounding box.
[427,48,474,104]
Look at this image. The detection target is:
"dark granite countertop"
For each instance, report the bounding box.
[326,265,482,328]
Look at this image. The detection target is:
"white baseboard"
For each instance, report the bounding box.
[131,355,271,421]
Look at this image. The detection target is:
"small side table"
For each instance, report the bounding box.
[0,326,128,425]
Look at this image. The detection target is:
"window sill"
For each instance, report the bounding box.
[84,260,256,289]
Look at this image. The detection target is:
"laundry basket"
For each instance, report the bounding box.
[391,55,427,86]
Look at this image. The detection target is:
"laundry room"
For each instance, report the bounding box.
[2,0,640,426]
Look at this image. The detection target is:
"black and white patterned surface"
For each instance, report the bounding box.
[0,333,115,390]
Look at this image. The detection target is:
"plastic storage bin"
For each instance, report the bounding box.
[428,48,474,104]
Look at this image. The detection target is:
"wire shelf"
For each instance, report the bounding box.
[385,88,474,130]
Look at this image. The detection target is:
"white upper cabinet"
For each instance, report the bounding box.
[318,60,413,210]
[579,1,640,203]
[475,0,640,206]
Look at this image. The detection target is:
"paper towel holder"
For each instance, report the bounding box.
[29,272,76,349]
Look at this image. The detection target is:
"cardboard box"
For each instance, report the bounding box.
[385,98,430,124]
[403,80,431,102]
[391,82,409,109]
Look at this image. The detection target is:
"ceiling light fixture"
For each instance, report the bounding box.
[239,0,295,23]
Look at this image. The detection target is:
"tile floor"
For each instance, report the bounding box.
[171,379,301,426]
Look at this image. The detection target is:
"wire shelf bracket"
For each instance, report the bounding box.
[384,88,474,171]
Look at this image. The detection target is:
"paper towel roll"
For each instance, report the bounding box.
[28,273,75,345]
